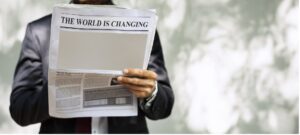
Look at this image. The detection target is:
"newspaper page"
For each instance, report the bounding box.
[48,4,158,118]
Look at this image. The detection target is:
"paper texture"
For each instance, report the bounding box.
[48,4,157,118]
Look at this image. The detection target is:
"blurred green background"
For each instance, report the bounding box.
[0,0,298,133]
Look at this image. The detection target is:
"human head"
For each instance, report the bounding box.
[71,0,113,5]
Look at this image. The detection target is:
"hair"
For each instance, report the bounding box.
[70,0,113,4]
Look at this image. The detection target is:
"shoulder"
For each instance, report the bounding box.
[29,14,52,28]
[27,14,52,35]
[24,14,52,55]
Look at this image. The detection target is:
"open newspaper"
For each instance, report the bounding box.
[48,4,158,118]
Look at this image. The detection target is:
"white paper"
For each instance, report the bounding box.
[48,4,158,118]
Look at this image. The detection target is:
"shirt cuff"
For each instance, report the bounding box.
[139,81,158,110]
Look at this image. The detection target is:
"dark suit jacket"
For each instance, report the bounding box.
[9,14,174,133]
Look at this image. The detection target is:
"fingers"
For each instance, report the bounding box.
[122,84,152,98]
[128,89,149,98]
[117,76,155,87]
[123,68,157,80]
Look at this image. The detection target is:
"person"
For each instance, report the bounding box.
[9,0,174,133]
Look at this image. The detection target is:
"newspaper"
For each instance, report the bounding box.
[48,4,158,118]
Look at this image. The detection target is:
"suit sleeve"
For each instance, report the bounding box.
[143,32,175,120]
[9,23,50,126]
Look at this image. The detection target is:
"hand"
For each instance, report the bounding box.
[117,68,157,99]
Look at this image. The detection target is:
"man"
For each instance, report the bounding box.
[9,0,174,133]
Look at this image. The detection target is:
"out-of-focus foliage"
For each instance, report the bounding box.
[0,0,298,133]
